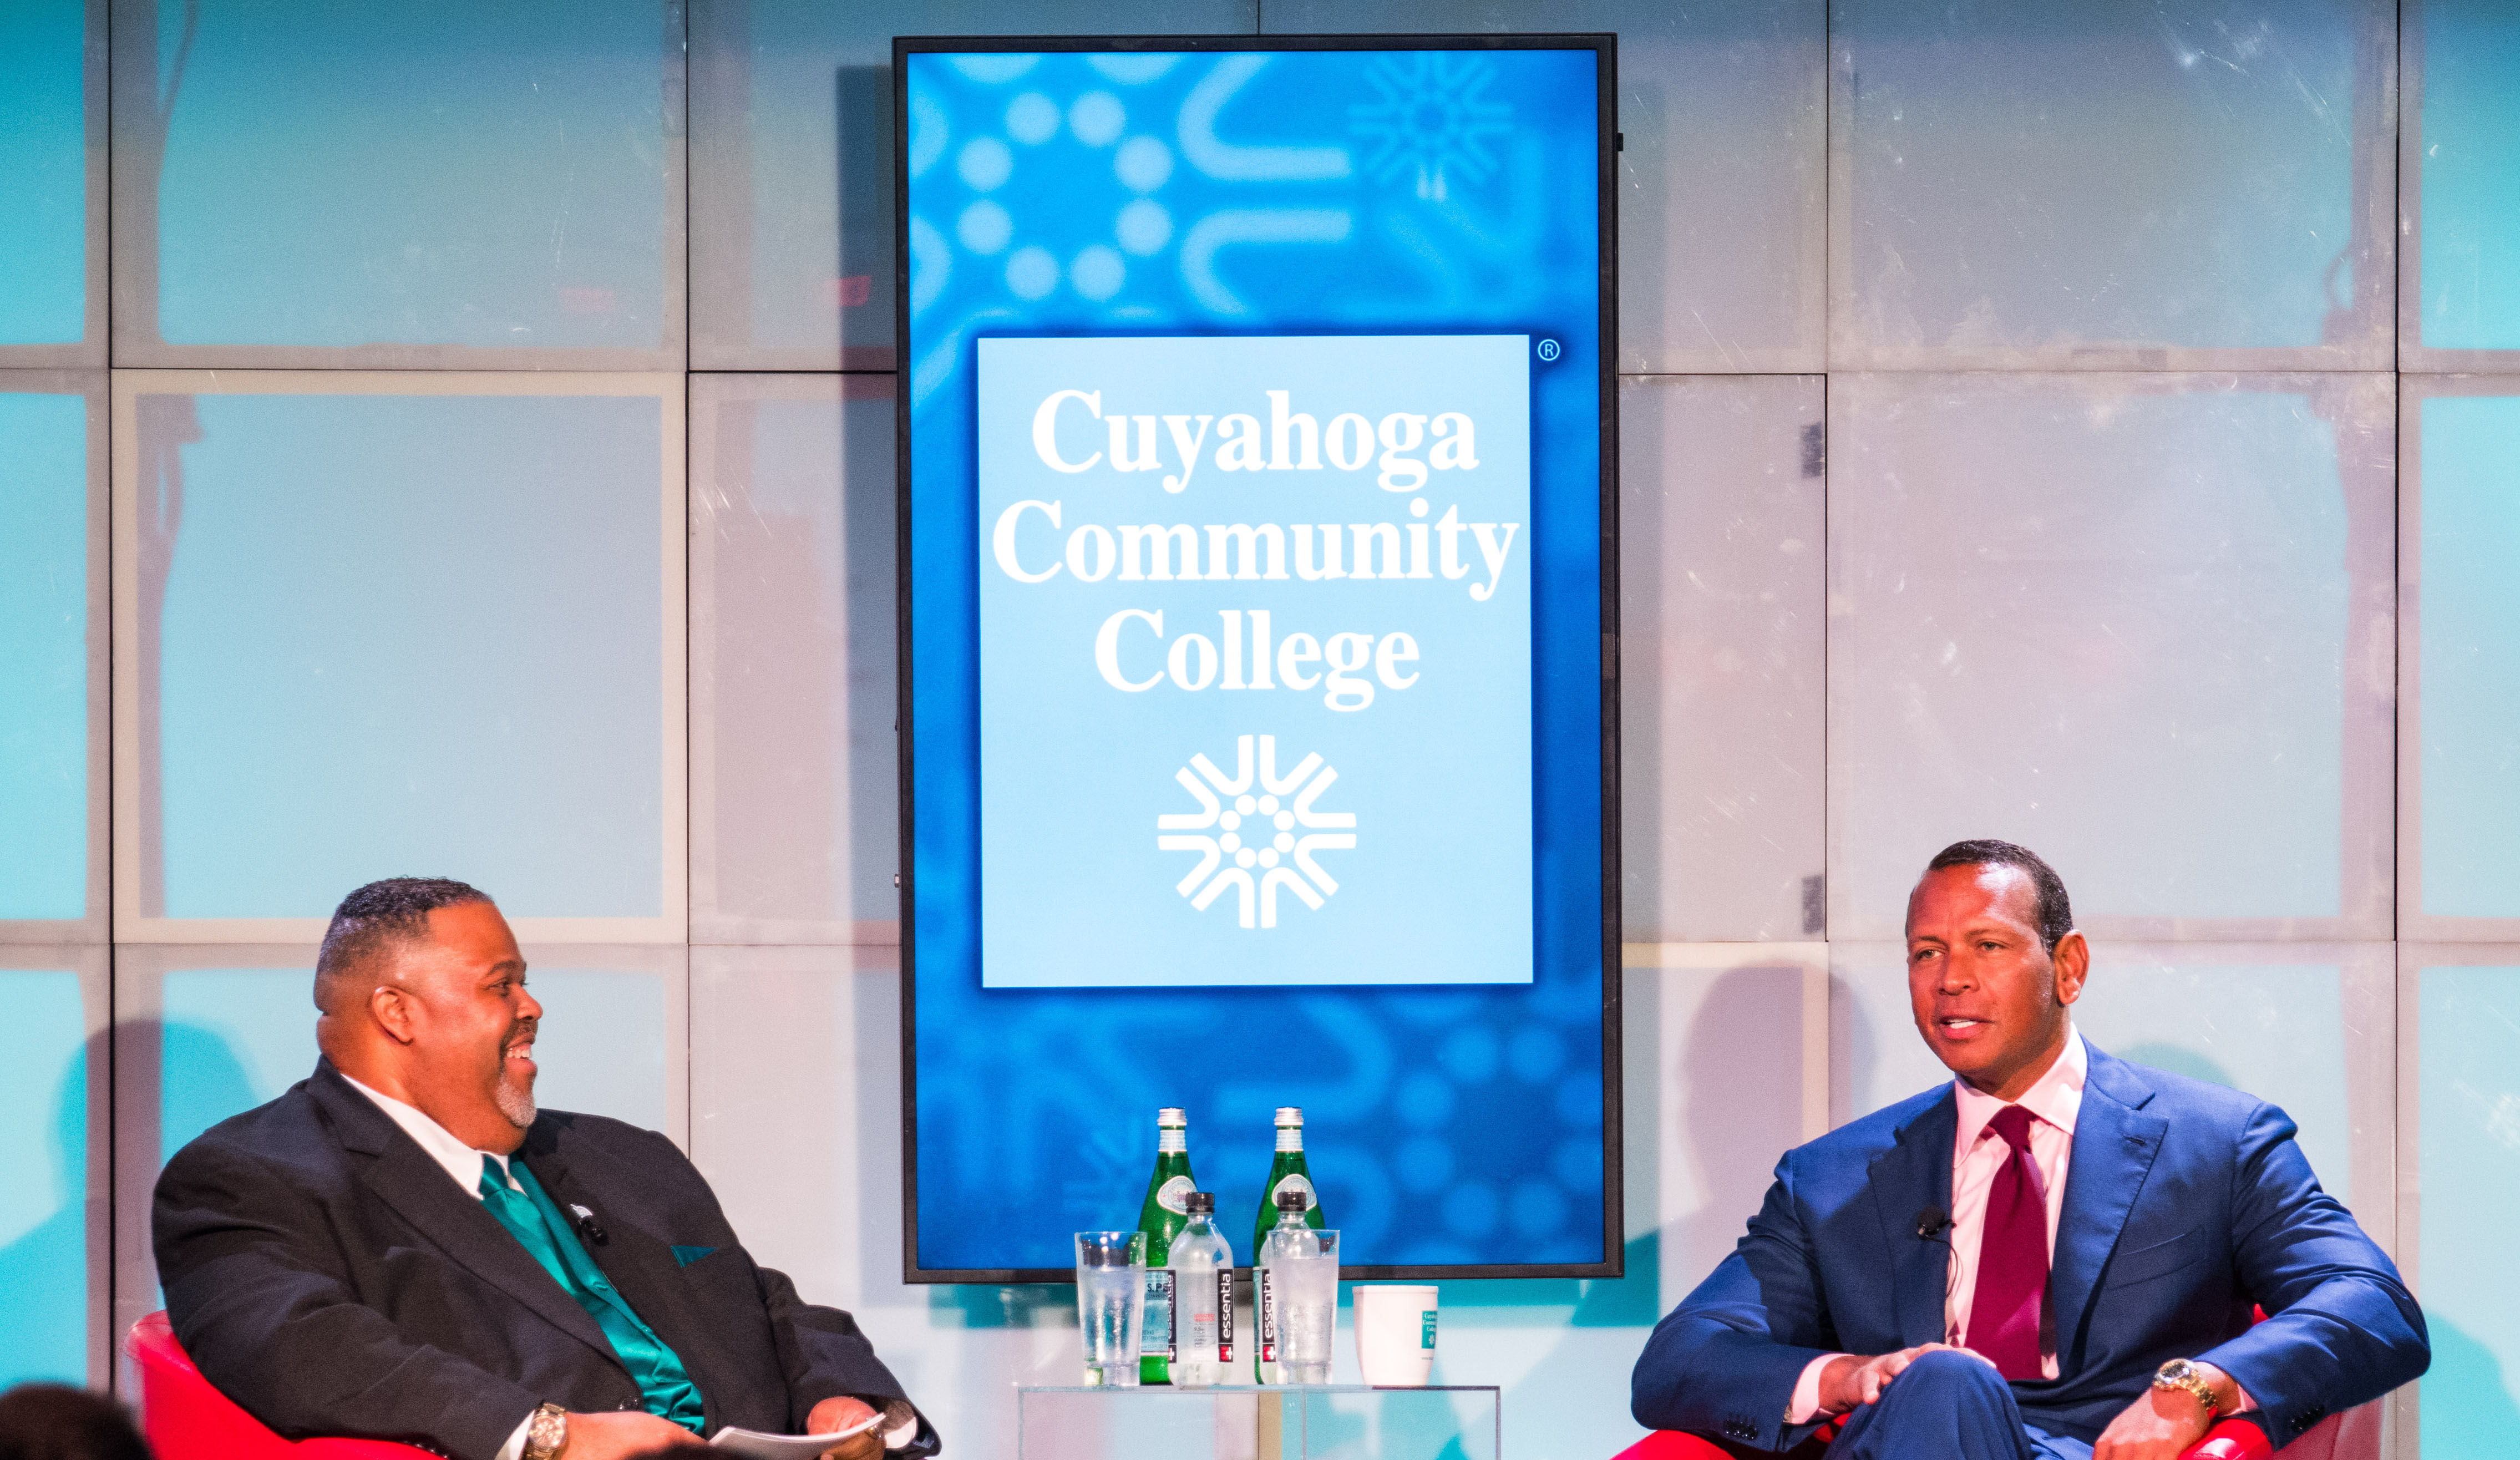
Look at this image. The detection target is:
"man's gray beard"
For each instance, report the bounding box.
[494,1074,537,1129]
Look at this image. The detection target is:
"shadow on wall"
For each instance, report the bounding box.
[0,1033,96,1387]
[1456,965,1807,1439]
[2115,1042,2233,1091]
[118,1021,266,1318]
[2427,1319,2520,1458]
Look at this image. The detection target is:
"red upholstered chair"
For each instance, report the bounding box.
[1612,1300,2376,1460]
[126,1311,441,1460]
[1611,1416,2283,1460]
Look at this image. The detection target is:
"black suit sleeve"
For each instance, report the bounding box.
[154,1133,539,1460]
[620,1127,939,1456]
[753,1260,939,1457]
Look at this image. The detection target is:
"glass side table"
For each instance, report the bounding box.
[1015,1385,1500,1460]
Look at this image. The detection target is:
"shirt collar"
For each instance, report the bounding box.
[1952,1024,2087,1152]
[339,1070,518,1197]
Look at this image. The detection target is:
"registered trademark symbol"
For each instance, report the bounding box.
[1535,338,1562,362]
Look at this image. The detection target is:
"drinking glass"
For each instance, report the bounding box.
[1266,1226,1340,1384]
[1074,1231,1147,1386]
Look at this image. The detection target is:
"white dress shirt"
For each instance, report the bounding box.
[338,1074,539,1460]
[1787,1029,2250,1424]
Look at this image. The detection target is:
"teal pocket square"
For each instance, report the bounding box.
[672,1245,718,1268]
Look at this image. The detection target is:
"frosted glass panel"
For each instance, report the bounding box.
[688,0,1258,369]
[114,0,676,359]
[1834,0,2392,368]
[0,0,85,346]
[1829,373,2394,941]
[2416,964,2520,1453]
[2412,0,2520,355]
[0,970,89,1387]
[130,383,670,923]
[2418,394,2520,921]
[1834,944,2372,1218]
[526,966,671,1136]
[691,377,898,940]
[1619,377,1824,941]
[153,964,669,1144]
[1264,0,1825,372]
[0,391,87,920]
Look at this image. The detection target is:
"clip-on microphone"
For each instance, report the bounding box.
[569,1203,610,1245]
[1915,1206,1951,1241]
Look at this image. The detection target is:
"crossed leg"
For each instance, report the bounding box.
[1822,1351,2092,1460]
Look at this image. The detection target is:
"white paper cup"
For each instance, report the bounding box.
[1353,1284,1438,1386]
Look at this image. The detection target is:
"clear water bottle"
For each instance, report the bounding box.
[1256,1185,1322,1384]
[1169,1192,1234,1388]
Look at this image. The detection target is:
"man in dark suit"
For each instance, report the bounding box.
[154,878,937,1460]
[1631,841,2427,1459]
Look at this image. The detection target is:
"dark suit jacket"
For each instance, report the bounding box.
[1631,1042,2427,1449]
[154,1059,937,1460]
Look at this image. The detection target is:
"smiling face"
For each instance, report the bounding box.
[1905,862,2087,1102]
[373,900,542,1152]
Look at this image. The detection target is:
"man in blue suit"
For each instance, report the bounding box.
[1631,841,2427,1459]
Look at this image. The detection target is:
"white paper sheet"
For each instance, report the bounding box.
[706,1413,883,1458]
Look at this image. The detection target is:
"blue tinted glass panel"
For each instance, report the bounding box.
[2418,1,2520,351]
[0,392,87,919]
[0,1,84,344]
[160,968,317,1164]
[2418,966,2520,1453]
[144,1,668,348]
[2422,396,2520,917]
[146,391,663,919]
[0,971,88,1386]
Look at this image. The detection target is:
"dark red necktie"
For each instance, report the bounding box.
[1965,1104,2048,1381]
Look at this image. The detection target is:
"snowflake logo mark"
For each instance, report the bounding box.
[1157,734,1356,930]
[1348,53,1514,202]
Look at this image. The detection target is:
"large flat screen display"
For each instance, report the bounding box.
[898,34,1618,1280]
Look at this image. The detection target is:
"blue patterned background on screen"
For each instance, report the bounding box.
[903,44,1608,1270]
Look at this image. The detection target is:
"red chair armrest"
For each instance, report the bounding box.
[2178,1416,2274,1460]
[125,1312,441,1460]
[1612,1434,1735,1460]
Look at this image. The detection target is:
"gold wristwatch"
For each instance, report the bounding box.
[524,1403,569,1460]
[2153,1359,2219,1417]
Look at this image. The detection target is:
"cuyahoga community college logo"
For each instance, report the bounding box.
[1157,734,1355,928]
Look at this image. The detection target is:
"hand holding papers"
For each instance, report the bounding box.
[706,1411,883,1459]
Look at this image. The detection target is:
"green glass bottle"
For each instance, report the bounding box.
[1135,1107,1195,1385]
[1251,1106,1326,1383]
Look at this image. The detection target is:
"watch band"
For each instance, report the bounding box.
[2153,1360,2219,1416]
[524,1402,569,1460]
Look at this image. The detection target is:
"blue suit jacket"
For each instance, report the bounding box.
[1631,1042,2427,1448]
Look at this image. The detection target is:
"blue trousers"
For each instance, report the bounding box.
[1823,1351,2092,1460]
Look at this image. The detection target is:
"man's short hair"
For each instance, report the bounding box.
[1924,840,2073,955]
[315,877,493,1012]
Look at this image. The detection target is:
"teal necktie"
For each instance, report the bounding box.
[477,1159,708,1432]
